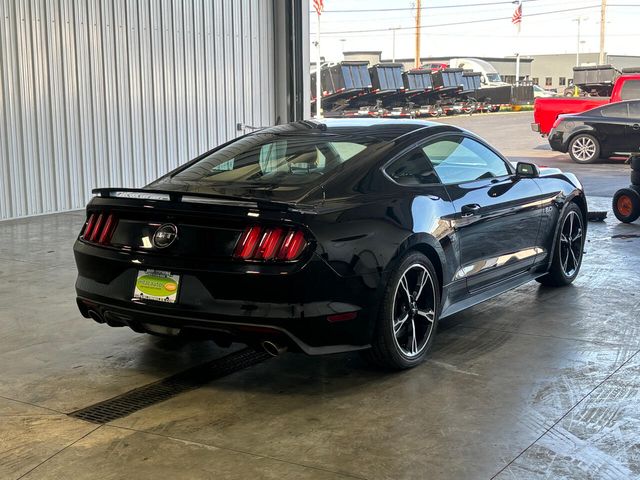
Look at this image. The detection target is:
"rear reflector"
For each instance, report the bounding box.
[234,226,307,262]
[327,312,358,323]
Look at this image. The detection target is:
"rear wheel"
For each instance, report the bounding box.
[612,188,640,223]
[537,203,585,287]
[365,252,440,370]
[568,134,600,164]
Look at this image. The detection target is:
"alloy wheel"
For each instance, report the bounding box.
[571,136,597,162]
[559,210,583,277]
[392,264,436,358]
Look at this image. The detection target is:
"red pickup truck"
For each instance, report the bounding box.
[532,74,640,135]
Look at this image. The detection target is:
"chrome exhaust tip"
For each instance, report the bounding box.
[261,340,287,357]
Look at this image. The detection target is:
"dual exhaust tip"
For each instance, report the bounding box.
[89,308,287,357]
[261,340,287,357]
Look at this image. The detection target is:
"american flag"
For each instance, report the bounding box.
[512,2,522,25]
[313,0,324,16]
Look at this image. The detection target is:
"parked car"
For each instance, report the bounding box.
[74,119,587,370]
[548,99,640,163]
[532,85,557,98]
[532,71,640,136]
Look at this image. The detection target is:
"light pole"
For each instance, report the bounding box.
[390,27,400,63]
[573,17,588,66]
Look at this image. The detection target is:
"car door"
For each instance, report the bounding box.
[596,102,631,154]
[625,101,640,153]
[423,135,545,293]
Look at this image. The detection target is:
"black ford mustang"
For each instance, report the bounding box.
[74,119,587,369]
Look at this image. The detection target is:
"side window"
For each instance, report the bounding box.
[386,149,439,185]
[629,101,640,119]
[423,136,509,184]
[600,103,629,118]
[620,80,640,101]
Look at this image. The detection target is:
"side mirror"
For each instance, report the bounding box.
[515,162,540,178]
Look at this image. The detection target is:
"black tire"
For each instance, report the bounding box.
[631,170,640,186]
[630,155,640,171]
[568,134,600,164]
[537,203,585,287]
[364,251,440,370]
[612,188,640,223]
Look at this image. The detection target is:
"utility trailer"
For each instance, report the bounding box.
[452,71,483,114]
[343,63,406,117]
[430,68,465,115]
[473,85,512,112]
[311,61,372,116]
[401,69,441,117]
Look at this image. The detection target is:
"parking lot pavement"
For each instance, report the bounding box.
[1,118,639,479]
[435,111,632,197]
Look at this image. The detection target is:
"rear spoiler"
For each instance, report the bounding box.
[92,188,313,213]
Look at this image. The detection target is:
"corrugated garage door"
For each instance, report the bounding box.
[0,0,275,220]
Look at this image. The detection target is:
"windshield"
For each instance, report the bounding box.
[172,133,377,186]
[486,73,502,83]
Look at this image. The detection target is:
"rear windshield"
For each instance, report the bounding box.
[173,133,375,185]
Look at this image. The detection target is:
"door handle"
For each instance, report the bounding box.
[461,203,481,217]
[633,124,640,130]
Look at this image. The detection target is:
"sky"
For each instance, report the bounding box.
[310,0,640,63]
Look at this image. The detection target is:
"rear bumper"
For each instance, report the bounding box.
[548,130,567,152]
[74,241,378,354]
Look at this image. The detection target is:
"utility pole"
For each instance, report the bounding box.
[415,0,421,68]
[599,0,607,64]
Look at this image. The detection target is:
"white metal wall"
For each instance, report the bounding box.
[0,0,276,220]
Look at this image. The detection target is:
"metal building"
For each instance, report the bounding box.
[0,0,309,221]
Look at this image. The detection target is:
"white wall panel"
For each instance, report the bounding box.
[0,0,276,220]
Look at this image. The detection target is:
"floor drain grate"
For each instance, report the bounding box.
[69,348,270,424]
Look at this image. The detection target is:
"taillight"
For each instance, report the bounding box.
[277,230,306,261]
[81,212,118,245]
[234,226,308,262]
[552,117,562,129]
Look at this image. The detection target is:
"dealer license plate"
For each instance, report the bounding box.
[133,269,180,304]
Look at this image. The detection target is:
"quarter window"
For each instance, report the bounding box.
[423,137,509,184]
[600,103,629,118]
[628,101,640,118]
[386,149,438,185]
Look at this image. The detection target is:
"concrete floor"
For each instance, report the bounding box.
[1,112,640,479]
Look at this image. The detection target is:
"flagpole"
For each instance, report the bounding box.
[514,1,521,86]
[316,11,323,119]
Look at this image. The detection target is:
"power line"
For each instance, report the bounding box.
[314,0,541,13]
[311,5,607,36]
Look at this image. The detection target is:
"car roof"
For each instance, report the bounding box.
[259,118,462,142]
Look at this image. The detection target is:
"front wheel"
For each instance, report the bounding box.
[537,203,585,287]
[568,134,600,164]
[365,252,440,370]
